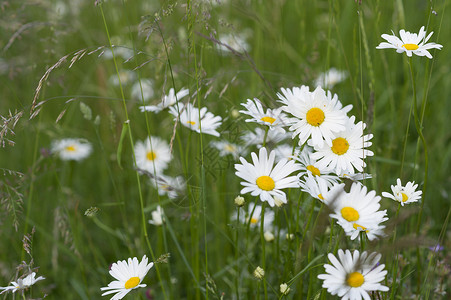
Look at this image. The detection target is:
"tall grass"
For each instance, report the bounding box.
[1,0,450,299]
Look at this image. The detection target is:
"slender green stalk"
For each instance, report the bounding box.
[235,207,241,300]
[260,202,268,300]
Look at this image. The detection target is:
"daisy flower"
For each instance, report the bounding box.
[0,272,45,294]
[230,203,274,231]
[131,79,154,102]
[314,68,347,89]
[326,182,387,241]
[310,116,374,175]
[148,205,164,226]
[241,128,291,148]
[273,144,299,162]
[295,146,339,185]
[51,138,92,161]
[150,174,185,199]
[217,32,250,54]
[234,147,300,207]
[100,255,154,300]
[140,88,189,113]
[299,173,331,202]
[278,85,352,147]
[210,140,245,159]
[109,69,136,86]
[318,249,389,299]
[239,98,288,133]
[169,102,222,137]
[376,26,443,59]
[134,136,172,174]
[382,178,422,206]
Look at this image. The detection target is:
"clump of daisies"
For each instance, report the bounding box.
[51,138,92,161]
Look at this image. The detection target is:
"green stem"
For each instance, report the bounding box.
[260,202,268,300]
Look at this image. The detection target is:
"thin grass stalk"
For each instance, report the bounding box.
[98,5,167,299]
[235,207,241,300]
[260,202,268,300]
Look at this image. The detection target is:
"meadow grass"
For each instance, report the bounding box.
[1,0,451,299]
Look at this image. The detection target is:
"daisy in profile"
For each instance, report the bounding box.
[0,272,45,294]
[131,79,154,102]
[169,103,222,137]
[278,85,352,147]
[51,138,92,161]
[210,140,245,159]
[241,128,291,148]
[150,174,186,199]
[326,182,387,241]
[101,255,154,300]
[382,178,422,206]
[140,88,189,113]
[148,205,164,226]
[299,173,331,202]
[318,249,389,299]
[239,98,288,133]
[310,116,374,175]
[376,26,443,58]
[234,147,300,207]
[134,136,171,174]
[314,68,347,89]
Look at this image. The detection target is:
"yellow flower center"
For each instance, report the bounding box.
[346,272,364,288]
[124,276,140,289]
[256,176,275,191]
[250,217,259,224]
[224,144,236,153]
[401,192,408,202]
[260,116,276,124]
[65,145,76,152]
[187,121,196,125]
[341,207,360,222]
[306,165,321,176]
[146,151,157,161]
[331,137,349,155]
[306,107,325,126]
[318,194,324,200]
[353,223,368,232]
[402,43,419,51]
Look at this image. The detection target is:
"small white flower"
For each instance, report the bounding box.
[318,249,389,299]
[310,116,374,175]
[217,33,250,54]
[150,175,185,199]
[376,26,443,59]
[109,70,136,86]
[382,178,422,206]
[264,230,275,242]
[241,128,291,148]
[102,46,134,61]
[278,85,352,147]
[234,147,300,207]
[299,173,331,202]
[131,79,154,102]
[148,205,164,226]
[134,136,172,174]
[140,88,189,113]
[239,98,289,133]
[253,266,265,280]
[100,255,154,300]
[169,103,222,137]
[279,283,291,295]
[238,203,275,231]
[0,272,45,294]
[51,138,92,161]
[325,182,387,241]
[314,68,347,89]
[273,144,299,162]
[210,140,245,159]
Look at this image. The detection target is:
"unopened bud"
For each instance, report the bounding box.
[264,231,274,242]
[280,283,290,295]
[253,266,265,280]
[234,196,245,207]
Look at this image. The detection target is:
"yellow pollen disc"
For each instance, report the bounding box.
[187,121,196,125]
[250,217,259,224]
[402,43,419,50]
[353,223,368,232]
[124,277,140,289]
[65,145,76,152]
[346,272,364,288]
[260,116,276,124]
[401,192,408,202]
[341,207,360,222]
[318,194,324,200]
[306,165,321,176]
[146,151,157,161]
[306,107,325,126]
[331,137,349,155]
[256,176,275,191]
[225,144,236,153]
